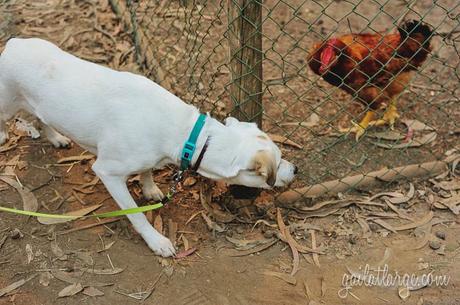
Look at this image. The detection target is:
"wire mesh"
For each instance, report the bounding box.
[110,0,460,201]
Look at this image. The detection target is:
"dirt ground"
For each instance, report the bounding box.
[0,1,459,305]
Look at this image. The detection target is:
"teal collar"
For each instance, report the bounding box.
[180,113,207,171]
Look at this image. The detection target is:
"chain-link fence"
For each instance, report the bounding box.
[109,0,459,203]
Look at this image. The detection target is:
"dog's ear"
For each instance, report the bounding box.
[224,117,239,127]
[253,151,277,187]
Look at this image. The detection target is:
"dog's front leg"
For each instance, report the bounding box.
[140,170,165,201]
[92,161,176,257]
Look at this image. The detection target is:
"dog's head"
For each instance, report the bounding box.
[197,117,297,188]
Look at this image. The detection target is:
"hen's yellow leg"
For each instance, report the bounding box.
[369,99,400,129]
[339,111,375,141]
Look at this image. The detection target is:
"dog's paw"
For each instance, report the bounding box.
[142,184,165,202]
[49,134,71,148]
[145,234,176,257]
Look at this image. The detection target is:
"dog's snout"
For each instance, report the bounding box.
[293,165,299,175]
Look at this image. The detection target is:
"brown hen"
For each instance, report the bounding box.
[309,20,433,139]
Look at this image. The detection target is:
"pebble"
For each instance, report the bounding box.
[10,228,23,239]
[263,230,276,238]
[429,240,441,250]
[435,231,446,240]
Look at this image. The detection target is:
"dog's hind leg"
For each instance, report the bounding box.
[140,170,165,201]
[42,124,71,148]
[92,159,176,257]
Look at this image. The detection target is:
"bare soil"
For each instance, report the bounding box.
[0,1,459,305]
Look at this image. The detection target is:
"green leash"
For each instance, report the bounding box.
[0,203,163,220]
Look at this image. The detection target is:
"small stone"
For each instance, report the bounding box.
[429,240,441,250]
[369,223,380,232]
[348,236,357,245]
[236,227,244,234]
[263,230,276,239]
[435,231,446,240]
[10,228,23,239]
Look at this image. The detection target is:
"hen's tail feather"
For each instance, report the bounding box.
[398,20,433,46]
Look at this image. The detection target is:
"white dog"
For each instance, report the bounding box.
[0,38,297,257]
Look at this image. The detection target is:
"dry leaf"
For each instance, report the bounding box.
[373,132,437,149]
[225,236,275,251]
[51,239,68,261]
[402,119,434,131]
[83,286,104,297]
[393,211,433,231]
[57,154,94,164]
[368,130,405,140]
[371,218,397,233]
[174,247,197,259]
[183,177,197,187]
[97,241,116,253]
[262,271,297,285]
[154,214,163,234]
[200,186,235,223]
[227,238,278,257]
[82,268,124,275]
[280,113,320,128]
[73,251,93,266]
[52,270,113,287]
[58,283,83,298]
[168,219,178,246]
[201,212,225,233]
[267,133,303,149]
[0,275,36,297]
[181,235,190,251]
[25,244,34,264]
[38,204,103,225]
[436,179,460,191]
[398,286,410,300]
[0,176,38,212]
[14,118,40,138]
